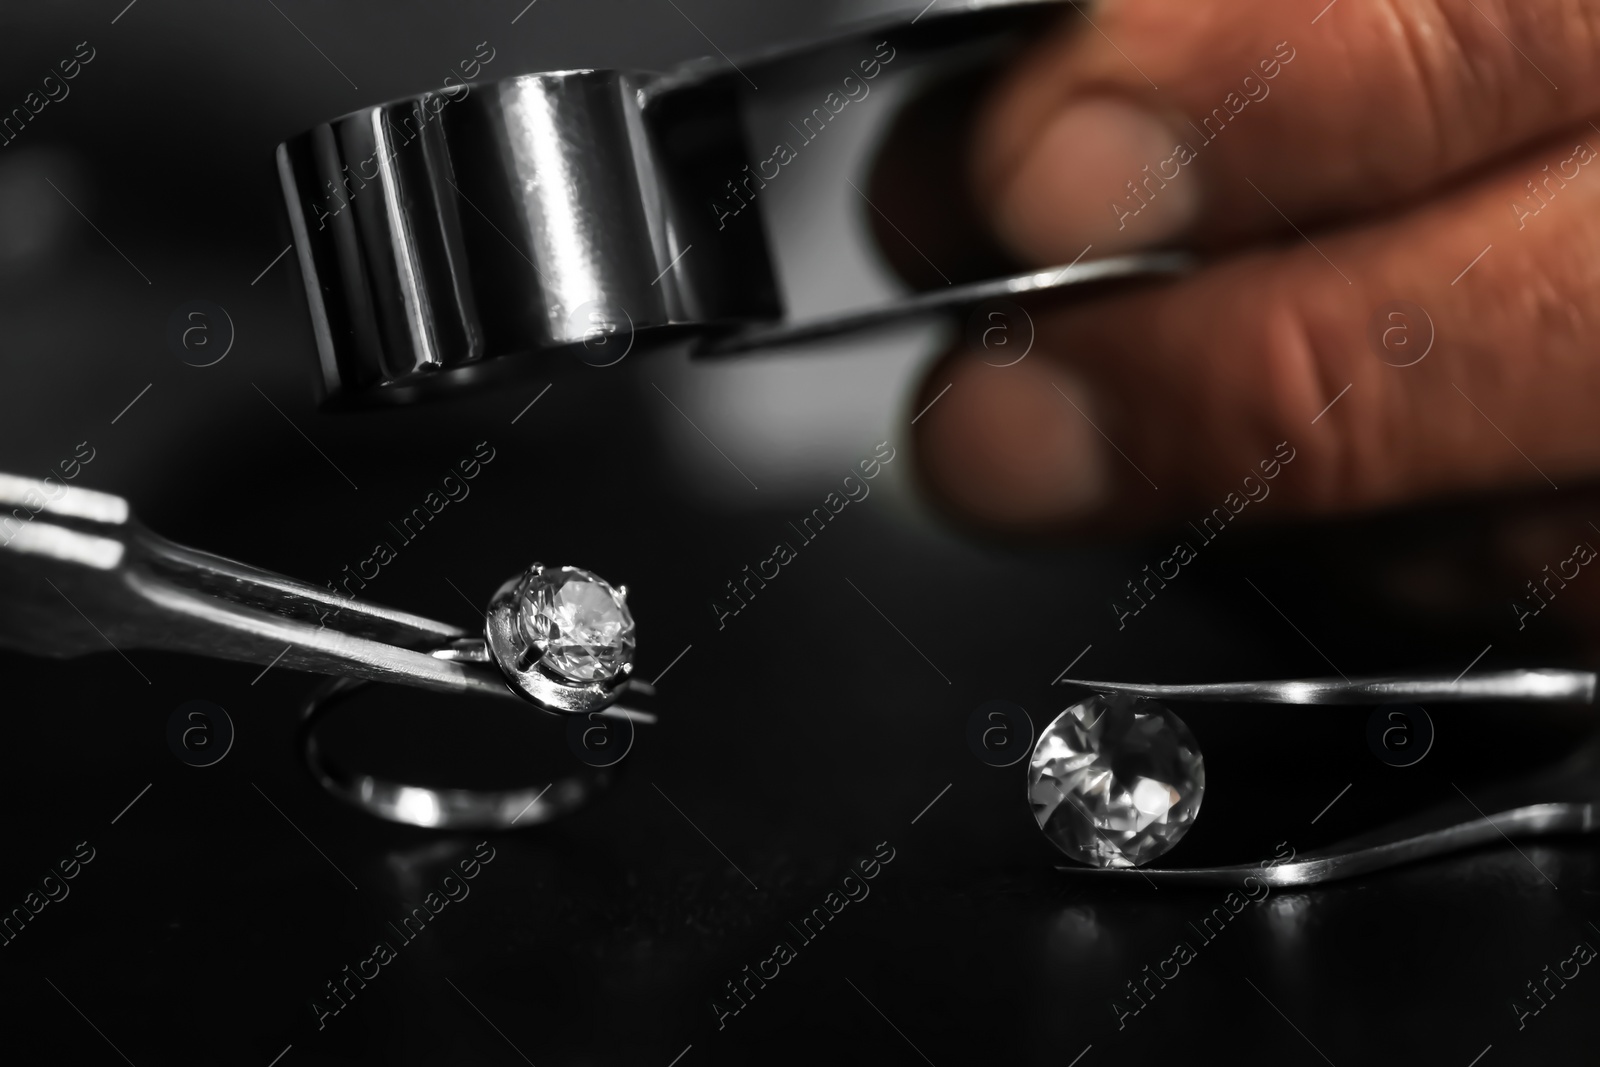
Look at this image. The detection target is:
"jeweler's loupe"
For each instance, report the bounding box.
[276,0,1191,407]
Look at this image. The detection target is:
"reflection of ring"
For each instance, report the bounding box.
[297,563,652,829]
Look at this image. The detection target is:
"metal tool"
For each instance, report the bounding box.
[1046,673,1598,886]
[1056,670,1598,706]
[0,472,651,828]
[0,471,524,697]
[1062,747,1600,888]
[276,0,1189,405]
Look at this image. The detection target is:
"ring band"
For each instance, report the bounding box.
[298,674,619,830]
[295,563,647,830]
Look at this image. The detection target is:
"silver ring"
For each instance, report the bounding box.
[299,562,651,829]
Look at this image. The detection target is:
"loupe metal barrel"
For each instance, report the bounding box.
[276,70,779,405]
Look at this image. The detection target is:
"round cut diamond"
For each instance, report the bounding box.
[516,566,635,683]
[1027,693,1204,868]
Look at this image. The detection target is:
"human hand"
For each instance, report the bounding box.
[915,0,1600,533]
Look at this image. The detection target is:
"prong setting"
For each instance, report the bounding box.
[484,563,637,714]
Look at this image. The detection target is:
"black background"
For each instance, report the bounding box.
[0,2,1595,1064]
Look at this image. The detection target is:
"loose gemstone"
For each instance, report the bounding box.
[1027,693,1204,868]
[515,566,635,683]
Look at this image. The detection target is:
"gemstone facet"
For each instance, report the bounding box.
[1027,693,1204,868]
[515,566,635,683]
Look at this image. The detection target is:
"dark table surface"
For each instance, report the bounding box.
[1,2,1595,1064]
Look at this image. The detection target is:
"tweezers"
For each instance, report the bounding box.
[1054,673,1598,886]
[0,472,581,702]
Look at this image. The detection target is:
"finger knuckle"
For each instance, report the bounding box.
[1250,276,1389,513]
[1375,0,1593,171]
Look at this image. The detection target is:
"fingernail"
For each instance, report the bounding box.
[990,97,1199,264]
[916,353,1111,528]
